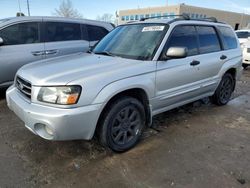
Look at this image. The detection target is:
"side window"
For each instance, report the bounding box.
[218,26,238,50]
[45,22,81,42]
[196,26,221,54]
[0,22,39,45]
[81,24,88,41]
[87,25,109,41]
[163,25,198,57]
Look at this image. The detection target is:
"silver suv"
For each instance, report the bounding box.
[7,15,242,152]
[0,16,114,88]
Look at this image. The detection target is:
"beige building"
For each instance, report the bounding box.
[118,4,250,30]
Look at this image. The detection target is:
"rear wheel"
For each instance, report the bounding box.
[210,73,235,106]
[98,97,146,152]
[243,64,248,70]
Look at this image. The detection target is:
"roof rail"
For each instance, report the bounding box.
[139,13,220,23]
[140,13,190,21]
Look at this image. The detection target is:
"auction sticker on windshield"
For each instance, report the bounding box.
[142,26,165,32]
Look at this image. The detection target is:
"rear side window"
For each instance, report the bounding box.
[87,25,109,41]
[45,22,81,42]
[218,26,238,50]
[164,25,199,56]
[196,26,221,54]
[0,22,39,45]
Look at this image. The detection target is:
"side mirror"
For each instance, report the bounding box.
[0,37,3,46]
[166,47,188,59]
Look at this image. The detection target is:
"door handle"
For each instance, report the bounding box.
[220,55,227,60]
[190,60,200,66]
[45,50,59,55]
[31,51,44,56]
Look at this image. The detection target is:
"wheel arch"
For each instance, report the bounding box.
[95,88,152,138]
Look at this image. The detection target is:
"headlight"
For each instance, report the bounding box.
[37,86,81,105]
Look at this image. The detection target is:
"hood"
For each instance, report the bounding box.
[17,53,151,86]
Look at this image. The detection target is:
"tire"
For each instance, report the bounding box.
[243,64,248,70]
[210,73,235,106]
[98,97,146,152]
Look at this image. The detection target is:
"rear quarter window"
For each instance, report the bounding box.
[87,25,109,41]
[218,26,238,50]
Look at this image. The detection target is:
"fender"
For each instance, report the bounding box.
[92,72,155,105]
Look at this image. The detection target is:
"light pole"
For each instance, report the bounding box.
[18,0,21,12]
[27,0,30,16]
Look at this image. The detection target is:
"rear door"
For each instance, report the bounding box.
[0,21,44,86]
[193,25,224,94]
[44,21,89,59]
[86,25,109,48]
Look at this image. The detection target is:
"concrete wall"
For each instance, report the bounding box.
[180,4,250,30]
[118,5,181,25]
[118,4,250,30]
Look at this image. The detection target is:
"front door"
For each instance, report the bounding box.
[0,21,44,86]
[154,25,201,113]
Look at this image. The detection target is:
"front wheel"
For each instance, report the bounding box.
[210,73,235,106]
[98,97,146,152]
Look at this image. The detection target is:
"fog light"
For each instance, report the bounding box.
[45,125,53,136]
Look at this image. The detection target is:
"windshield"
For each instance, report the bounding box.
[236,31,250,39]
[93,23,168,60]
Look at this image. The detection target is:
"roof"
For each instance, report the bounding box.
[236,29,250,32]
[0,16,113,27]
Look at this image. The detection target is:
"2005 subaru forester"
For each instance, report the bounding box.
[7,15,242,152]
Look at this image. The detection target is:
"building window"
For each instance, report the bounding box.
[170,12,175,18]
[191,13,195,18]
[196,14,199,18]
[130,15,134,20]
[121,16,125,21]
[140,14,144,19]
[163,13,168,19]
[145,14,150,18]
[126,16,129,21]
[151,13,155,18]
[156,13,161,19]
[135,15,139,20]
[204,15,207,18]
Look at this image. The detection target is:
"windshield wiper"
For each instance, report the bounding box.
[94,51,116,57]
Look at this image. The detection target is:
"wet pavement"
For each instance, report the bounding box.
[0,69,250,188]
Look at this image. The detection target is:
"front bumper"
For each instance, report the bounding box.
[6,86,102,141]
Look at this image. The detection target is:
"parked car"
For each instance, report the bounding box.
[0,16,114,88]
[241,41,250,69]
[7,15,242,152]
[235,29,250,45]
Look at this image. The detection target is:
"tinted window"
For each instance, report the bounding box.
[197,26,221,54]
[45,22,81,42]
[87,25,108,41]
[164,25,198,56]
[218,26,238,50]
[81,24,88,41]
[0,22,39,45]
[236,31,250,39]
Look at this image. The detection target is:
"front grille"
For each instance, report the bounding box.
[16,76,32,99]
[247,48,250,53]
